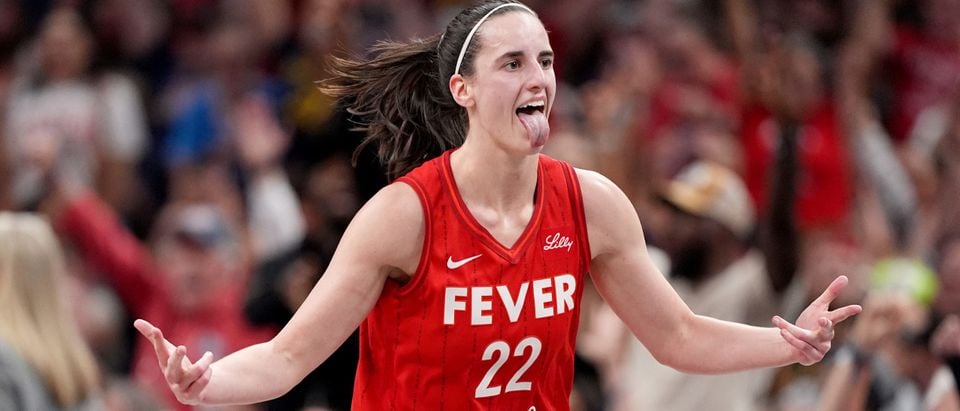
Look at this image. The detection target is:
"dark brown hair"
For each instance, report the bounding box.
[321,0,534,180]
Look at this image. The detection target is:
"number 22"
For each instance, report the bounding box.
[475,337,542,398]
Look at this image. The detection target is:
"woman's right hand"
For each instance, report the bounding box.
[133,319,215,405]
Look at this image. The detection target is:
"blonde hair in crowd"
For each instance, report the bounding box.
[0,213,99,407]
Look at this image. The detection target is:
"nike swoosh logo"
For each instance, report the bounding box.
[447,254,482,269]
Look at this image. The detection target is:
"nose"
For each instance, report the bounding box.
[524,59,547,91]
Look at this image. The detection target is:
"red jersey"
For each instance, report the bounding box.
[353,151,591,410]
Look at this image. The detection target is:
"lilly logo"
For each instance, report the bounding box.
[543,232,573,252]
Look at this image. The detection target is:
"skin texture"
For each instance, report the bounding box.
[134,10,861,406]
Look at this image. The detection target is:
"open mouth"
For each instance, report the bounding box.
[515,100,550,147]
[516,101,546,116]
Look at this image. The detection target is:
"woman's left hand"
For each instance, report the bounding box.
[772,275,863,365]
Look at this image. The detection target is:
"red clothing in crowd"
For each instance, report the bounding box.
[57,194,274,410]
[890,27,960,142]
[741,102,853,230]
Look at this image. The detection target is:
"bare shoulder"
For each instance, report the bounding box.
[573,168,637,224]
[338,181,424,277]
[360,181,423,224]
[573,168,645,259]
[574,168,623,203]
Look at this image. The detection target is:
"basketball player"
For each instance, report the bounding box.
[134,1,861,409]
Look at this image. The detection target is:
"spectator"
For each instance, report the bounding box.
[3,5,148,214]
[48,185,273,410]
[725,0,854,232]
[0,212,101,410]
[817,279,958,411]
[851,0,960,143]
[616,157,801,411]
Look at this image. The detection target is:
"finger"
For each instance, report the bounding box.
[813,275,849,308]
[780,328,820,364]
[827,304,863,324]
[774,316,829,351]
[166,346,188,384]
[779,327,812,353]
[133,319,154,337]
[183,366,213,400]
[772,316,815,340]
[181,352,213,384]
[135,319,173,367]
[816,318,834,341]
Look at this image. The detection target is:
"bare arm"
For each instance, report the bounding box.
[723,0,765,105]
[135,182,424,405]
[848,0,896,62]
[835,0,896,131]
[836,1,918,249]
[578,169,861,374]
[760,122,800,294]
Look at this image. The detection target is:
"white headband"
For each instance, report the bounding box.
[454,3,536,75]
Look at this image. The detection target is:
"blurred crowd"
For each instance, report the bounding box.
[1,0,960,410]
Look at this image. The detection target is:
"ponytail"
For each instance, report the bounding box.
[322,34,466,180]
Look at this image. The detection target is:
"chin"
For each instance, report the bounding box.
[530,135,550,149]
[521,137,548,154]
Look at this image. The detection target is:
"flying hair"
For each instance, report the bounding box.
[320,1,538,180]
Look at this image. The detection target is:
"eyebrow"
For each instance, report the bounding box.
[497,50,554,61]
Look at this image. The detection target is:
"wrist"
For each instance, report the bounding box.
[773,327,807,366]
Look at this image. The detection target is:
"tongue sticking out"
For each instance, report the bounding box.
[518,111,550,147]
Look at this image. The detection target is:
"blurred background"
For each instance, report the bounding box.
[2,0,960,410]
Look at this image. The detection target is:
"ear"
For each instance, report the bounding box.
[449,74,474,108]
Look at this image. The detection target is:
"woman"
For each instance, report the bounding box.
[0,213,101,410]
[135,1,861,409]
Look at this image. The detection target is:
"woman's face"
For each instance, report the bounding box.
[38,8,92,81]
[458,11,556,154]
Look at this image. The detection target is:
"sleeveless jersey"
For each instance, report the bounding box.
[352,150,591,410]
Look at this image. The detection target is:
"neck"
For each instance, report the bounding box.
[450,135,540,213]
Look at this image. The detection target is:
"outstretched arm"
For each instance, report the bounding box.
[578,169,861,373]
[134,182,424,406]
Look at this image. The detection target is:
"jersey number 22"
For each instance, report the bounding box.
[475,336,542,398]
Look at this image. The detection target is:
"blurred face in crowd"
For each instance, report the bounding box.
[160,238,236,313]
[38,7,92,81]
[883,308,940,384]
[155,210,240,314]
[91,0,168,59]
[456,10,556,153]
[304,157,359,228]
[657,205,717,282]
[208,24,256,95]
[298,0,347,54]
